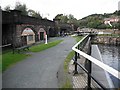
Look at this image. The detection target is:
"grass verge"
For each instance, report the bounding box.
[2,40,63,72]
[60,78,73,89]
[73,36,83,42]
[30,40,63,52]
[2,52,29,72]
[61,51,74,89]
[61,36,83,88]
[64,51,74,73]
[0,55,2,72]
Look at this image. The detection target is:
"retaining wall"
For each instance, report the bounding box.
[93,36,120,45]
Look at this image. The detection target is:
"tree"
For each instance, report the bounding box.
[54,14,79,29]
[54,14,69,23]
[28,9,42,19]
[54,14,63,20]
[15,2,28,15]
[33,11,42,19]
[4,5,11,12]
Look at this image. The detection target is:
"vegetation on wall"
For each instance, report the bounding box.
[4,2,42,19]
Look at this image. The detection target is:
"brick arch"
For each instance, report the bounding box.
[21,26,37,35]
[48,27,56,37]
[37,27,46,41]
[21,26,36,45]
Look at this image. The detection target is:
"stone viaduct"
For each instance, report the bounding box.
[2,10,73,47]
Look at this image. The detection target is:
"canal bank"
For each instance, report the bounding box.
[92,35,120,45]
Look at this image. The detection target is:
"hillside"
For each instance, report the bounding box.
[79,10,120,29]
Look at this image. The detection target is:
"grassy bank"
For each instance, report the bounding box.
[61,51,74,89]
[73,36,83,42]
[64,51,74,73]
[2,40,63,72]
[64,35,83,72]
[2,52,29,72]
[30,40,63,52]
[61,36,83,88]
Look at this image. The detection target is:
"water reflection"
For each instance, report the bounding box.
[98,44,120,88]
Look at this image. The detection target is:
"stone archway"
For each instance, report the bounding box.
[49,28,55,37]
[21,28,35,45]
[38,28,46,41]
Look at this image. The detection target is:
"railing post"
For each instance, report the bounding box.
[74,51,78,74]
[87,38,92,89]
[88,61,92,89]
[77,45,80,58]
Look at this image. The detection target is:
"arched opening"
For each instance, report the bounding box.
[60,28,67,36]
[21,28,35,45]
[49,28,56,37]
[38,28,46,41]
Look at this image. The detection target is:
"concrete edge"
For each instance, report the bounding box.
[95,45,114,88]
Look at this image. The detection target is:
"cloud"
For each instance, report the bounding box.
[1,0,119,20]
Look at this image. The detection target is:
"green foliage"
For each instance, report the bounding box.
[62,51,74,89]
[15,2,28,15]
[2,52,28,72]
[79,14,104,29]
[0,55,2,72]
[54,14,79,29]
[62,36,83,89]
[28,9,42,19]
[64,38,80,70]
[54,14,69,23]
[30,40,63,52]
[4,2,42,19]
[4,5,11,12]
[61,77,73,89]
[79,12,120,29]
[64,51,74,72]
[113,10,120,16]
[74,36,83,42]
[2,40,62,72]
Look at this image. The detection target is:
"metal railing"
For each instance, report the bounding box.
[72,34,120,89]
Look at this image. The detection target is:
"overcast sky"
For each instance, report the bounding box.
[1,0,120,20]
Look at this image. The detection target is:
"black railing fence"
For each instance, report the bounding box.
[72,34,120,90]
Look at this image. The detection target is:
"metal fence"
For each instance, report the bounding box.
[72,34,120,89]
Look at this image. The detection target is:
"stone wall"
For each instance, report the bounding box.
[92,36,120,45]
[92,29,120,34]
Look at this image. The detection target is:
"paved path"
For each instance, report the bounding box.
[3,36,76,88]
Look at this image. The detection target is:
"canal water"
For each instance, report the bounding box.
[98,44,120,88]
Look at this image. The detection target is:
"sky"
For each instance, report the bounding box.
[1,0,120,20]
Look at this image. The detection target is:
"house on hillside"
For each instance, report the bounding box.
[104,17,119,24]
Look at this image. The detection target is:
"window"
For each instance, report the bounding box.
[28,35,33,41]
